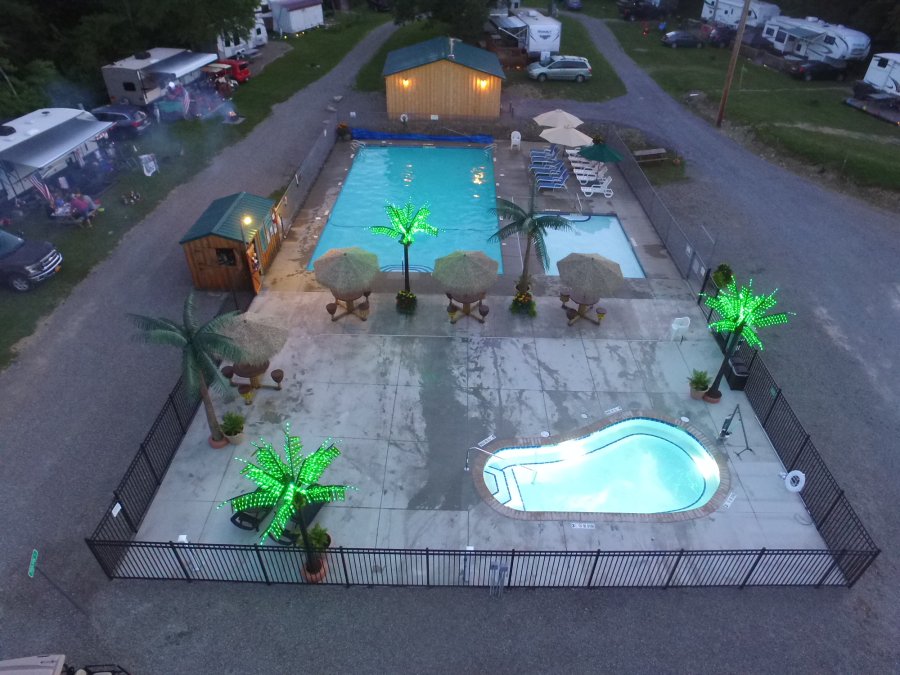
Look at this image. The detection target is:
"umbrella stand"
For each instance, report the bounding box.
[560,293,607,326]
[446,292,490,324]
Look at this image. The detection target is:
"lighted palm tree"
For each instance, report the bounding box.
[129,293,250,444]
[225,423,352,573]
[370,200,439,293]
[489,187,571,293]
[704,277,791,398]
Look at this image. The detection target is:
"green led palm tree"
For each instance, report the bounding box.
[489,186,571,293]
[225,423,352,574]
[129,292,250,445]
[370,200,439,294]
[703,277,791,399]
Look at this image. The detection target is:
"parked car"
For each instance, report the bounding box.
[0,228,63,292]
[787,60,848,82]
[527,55,592,82]
[705,25,736,48]
[661,31,705,48]
[90,104,151,138]
[565,0,583,9]
[216,58,251,84]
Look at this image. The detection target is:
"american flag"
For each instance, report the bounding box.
[28,173,54,206]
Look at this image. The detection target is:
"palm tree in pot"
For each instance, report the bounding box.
[703,277,791,401]
[129,293,252,447]
[223,423,352,578]
[489,185,571,294]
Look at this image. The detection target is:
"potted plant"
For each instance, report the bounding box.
[510,291,537,317]
[711,263,733,291]
[221,411,246,445]
[308,523,332,550]
[396,289,417,314]
[687,369,710,400]
[336,122,352,141]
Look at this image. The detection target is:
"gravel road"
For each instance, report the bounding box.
[1,14,898,674]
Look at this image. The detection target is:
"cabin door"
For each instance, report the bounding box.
[245,239,262,294]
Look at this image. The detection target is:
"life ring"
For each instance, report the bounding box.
[399,113,409,123]
[784,470,806,493]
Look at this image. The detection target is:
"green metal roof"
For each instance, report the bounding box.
[382,37,506,80]
[180,192,274,244]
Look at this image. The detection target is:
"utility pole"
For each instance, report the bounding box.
[715,0,752,128]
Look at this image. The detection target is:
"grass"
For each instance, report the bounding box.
[606,19,900,190]
[0,11,390,369]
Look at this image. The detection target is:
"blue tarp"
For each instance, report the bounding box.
[350,128,494,144]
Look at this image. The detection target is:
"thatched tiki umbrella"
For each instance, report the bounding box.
[433,251,499,323]
[218,314,289,365]
[557,252,624,303]
[313,247,380,301]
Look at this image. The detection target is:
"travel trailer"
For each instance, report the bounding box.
[701,0,780,29]
[761,16,870,63]
[857,53,900,98]
[488,8,561,58]
[101,48,217,106]
[217,16,268,59]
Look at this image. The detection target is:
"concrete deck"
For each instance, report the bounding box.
[136,139,825,554]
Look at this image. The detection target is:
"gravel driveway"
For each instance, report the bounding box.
[1,15,898,673]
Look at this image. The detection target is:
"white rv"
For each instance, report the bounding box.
[217,16,268,59]
[761,16,871,63]
[859,53,900,98]
[701,0,780,29]
[513,9,562,57]
[101,48,217,106]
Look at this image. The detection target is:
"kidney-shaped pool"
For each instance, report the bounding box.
[475,414,728,521]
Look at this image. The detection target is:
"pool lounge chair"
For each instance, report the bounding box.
[537,172,570,191]
[530,144,559,159]
[580,176,613,198]
[532,162,566,178]
[573,167,609,185]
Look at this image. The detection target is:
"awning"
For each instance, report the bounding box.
[0,117,114,172]
[781,25,823,41]
[146,52,217,79]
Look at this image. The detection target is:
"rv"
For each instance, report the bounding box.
[101,48,218,106]
[857,53,900,98]
[514,9,562,57]
[701,0,780,29]
[761,16,870,63]
[217,16,268,59]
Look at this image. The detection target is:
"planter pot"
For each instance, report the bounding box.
[225,432,246,445]
[703,389,723,404]
[301,556,328,584]
[208,435,229,449]
[689,388,706,401]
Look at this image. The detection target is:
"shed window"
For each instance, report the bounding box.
[216,248,237,266]
[877,58,888,68]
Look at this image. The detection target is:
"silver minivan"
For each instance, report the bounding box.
[526,55,592,82]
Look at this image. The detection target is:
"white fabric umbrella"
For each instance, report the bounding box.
[533,108,584,128]
[539,126,593,148]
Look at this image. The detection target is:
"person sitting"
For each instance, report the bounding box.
[69,192,97,226]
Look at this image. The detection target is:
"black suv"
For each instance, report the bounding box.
[0,228,63,291]
[617,0,675,21]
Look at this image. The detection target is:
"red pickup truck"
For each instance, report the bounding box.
[216,59,251,84]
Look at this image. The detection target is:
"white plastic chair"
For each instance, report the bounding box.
[670,317,690,341]
[510,131,521,150]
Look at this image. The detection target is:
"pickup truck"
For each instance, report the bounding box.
[0,228,63,291]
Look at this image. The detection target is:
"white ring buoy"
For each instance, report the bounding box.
[784,470,806,492]
[399,113,409,123]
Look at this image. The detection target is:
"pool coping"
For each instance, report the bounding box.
[471,409,732,523]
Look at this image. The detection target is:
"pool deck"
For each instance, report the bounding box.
[135,140,826,554]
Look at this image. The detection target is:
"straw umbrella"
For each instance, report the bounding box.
[313,247,380,301]
[539,126,593,148]
[557,253,624,303]
[218,314,289,365]
[533,109,584,128]
[433,251,499,323]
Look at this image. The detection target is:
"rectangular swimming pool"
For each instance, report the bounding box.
[308,146,502,273]
[543,213,645,279]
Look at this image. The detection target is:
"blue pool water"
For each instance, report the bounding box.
[307,146,502,273]
[543,214,645,279]
[483,418,719,514]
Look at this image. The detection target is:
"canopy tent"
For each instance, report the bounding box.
[0,108,114,201]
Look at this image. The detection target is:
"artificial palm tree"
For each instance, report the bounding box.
[129,293,251,445]
[703,277,791,399]
[225,423,352,574]
[489,185,571,293]
[370,200,439,293]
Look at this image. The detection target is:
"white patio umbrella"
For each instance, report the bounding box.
[533,108,584,128]
[539,126,593,148]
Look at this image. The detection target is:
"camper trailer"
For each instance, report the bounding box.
[701,0,780,29]
[513,9,562,57]
[101,48,218,106]
[217,16,268,59]
[761,16,870,63]
[857,53,900,98]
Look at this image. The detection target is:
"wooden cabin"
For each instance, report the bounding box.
[180,192,280,294]
[383,37,505,120]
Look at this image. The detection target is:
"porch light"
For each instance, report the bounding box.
[401,78,410,88]
[478,78,488,90]
[242,215,253,226]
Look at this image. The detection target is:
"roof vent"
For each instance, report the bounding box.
[135,51,152,60]
[0,125,15,136]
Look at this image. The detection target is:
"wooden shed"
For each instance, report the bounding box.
[180,192,280,294]
[383,37,506,120]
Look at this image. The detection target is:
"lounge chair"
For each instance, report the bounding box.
[573,167,609,185]
[530,144,559,159]
[532,162,566,178]
[580,176,613,198]
[229,493,273,531]
[537,172,570,191]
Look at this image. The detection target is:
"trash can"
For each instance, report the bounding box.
[726,356,749,391]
